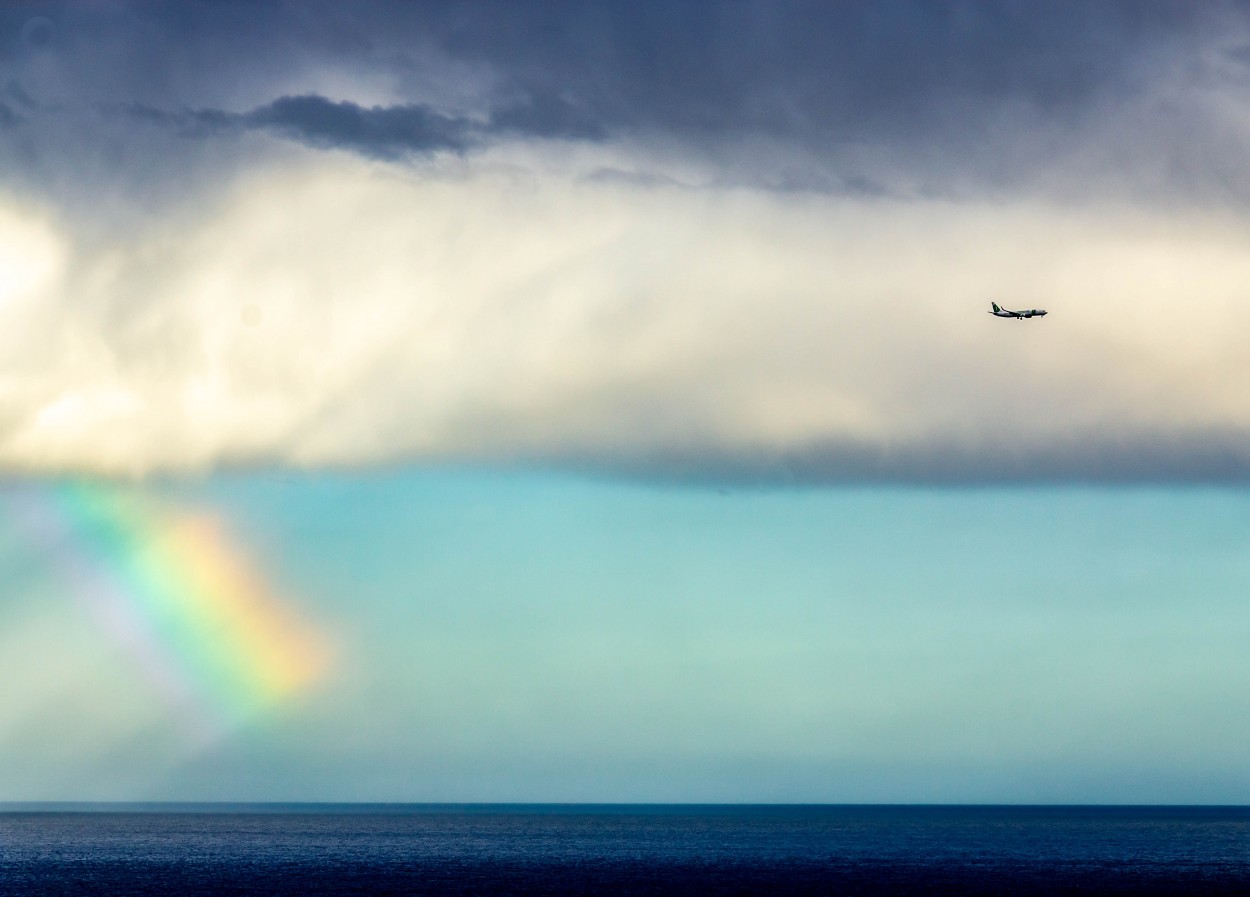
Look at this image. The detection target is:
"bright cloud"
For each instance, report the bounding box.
[1,152,1248,481]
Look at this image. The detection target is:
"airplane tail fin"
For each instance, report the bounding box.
[991,302,1001,313]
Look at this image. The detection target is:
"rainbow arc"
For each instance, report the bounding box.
[15,483,330,733]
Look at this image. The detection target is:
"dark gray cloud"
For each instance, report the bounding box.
[88,1,1183,139]
[119,91,604,160]
[0,0,1248,207]
[2,1,1243,178]
[487,91,606,141]
[421,1,1195,135]
[600,431,1250,487]
[247,95,471,158]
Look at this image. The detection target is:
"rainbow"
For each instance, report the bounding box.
[13,482,331,735]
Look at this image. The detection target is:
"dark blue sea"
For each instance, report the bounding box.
[2,805,1248,896]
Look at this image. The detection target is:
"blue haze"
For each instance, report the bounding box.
[133,472,1250,804]
[2,471,1248,802]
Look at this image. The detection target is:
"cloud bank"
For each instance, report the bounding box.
[2,1,1250,482]
[3,157,1250,482]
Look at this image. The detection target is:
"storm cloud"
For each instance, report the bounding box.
[2,2,1250,482]
[5,1,1248,197]
[122,91,605,160]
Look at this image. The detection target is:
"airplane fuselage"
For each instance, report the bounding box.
[990,302,1046,319]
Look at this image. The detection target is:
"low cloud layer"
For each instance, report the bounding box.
[2,2,1250,482]
[2,154,1249,482]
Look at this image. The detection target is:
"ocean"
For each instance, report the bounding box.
[1,804,1248,895]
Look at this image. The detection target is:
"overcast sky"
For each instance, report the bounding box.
[2,3,1250,805]
[3,0,1250,481]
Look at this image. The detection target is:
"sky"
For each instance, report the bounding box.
[0,0,1248,803]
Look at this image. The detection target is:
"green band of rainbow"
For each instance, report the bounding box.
[17,483,330,731]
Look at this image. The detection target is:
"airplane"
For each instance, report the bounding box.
[989,301,1047,319]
